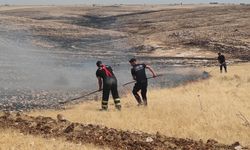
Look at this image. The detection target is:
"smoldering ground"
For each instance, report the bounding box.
[0,26,207,111]
[0,27,99,110]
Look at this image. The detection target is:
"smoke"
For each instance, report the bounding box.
[0,31,97,90]
[0,25,206,94]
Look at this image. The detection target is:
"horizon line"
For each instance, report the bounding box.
[1,2,249,6]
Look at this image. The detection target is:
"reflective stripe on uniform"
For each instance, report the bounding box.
[102,101,108,104]
[102,105,108,109]
[114,98,120,102]
[102,100,108,108]
[114,98,121,105]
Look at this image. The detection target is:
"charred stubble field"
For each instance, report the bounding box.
[0,4,249,61]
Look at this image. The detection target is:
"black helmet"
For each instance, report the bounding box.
[96,61,102,67]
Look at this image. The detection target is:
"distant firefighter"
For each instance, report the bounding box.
[217,52,227,73]
[96,61,121,111]
[129,58,157,106]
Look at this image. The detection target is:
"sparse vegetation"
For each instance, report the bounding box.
[27,63,250,147]
[0,129,103,150]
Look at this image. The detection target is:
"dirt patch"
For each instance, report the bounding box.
[0,113,246,150]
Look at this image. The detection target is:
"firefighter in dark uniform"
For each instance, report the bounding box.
[129,58,157,106]
[96,61,121,110]
[218,52,227,73]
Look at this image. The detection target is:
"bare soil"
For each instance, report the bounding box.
[0,112,246,150]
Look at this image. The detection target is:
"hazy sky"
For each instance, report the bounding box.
[0,0,249,5]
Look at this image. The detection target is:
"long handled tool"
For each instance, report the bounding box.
[123,74,163,86]
[59,90,101,104]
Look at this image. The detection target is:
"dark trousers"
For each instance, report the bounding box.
[220,63,227,73]
[102,78,120,109]
[132,81,148,105]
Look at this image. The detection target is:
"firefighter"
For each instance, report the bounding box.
[96,61,121,111]
[218,52,227,73]
[129,58,157,106]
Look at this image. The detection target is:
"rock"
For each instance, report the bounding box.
[234,145,242,150]
[64,123,75,133]
[146,137,154,142]
[232,142,242,150]
[57,114,67,122]
[232,142,240,147]
[99,136,103,140]
[106,135,114,141]
[207,139,218,145]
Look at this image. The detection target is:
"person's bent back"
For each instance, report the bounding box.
[96,61,121,111]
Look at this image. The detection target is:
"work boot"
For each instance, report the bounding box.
[115,105,121,111]
[134,94,142,104]
[137,103,143,107]
[114,98,121,111]
[101,100,108,111]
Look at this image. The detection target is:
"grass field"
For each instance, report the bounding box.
[0,129,106,150]
[27,63,250,147]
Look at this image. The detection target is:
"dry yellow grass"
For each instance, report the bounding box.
[29,63,250,146]
[0,129,106,150]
